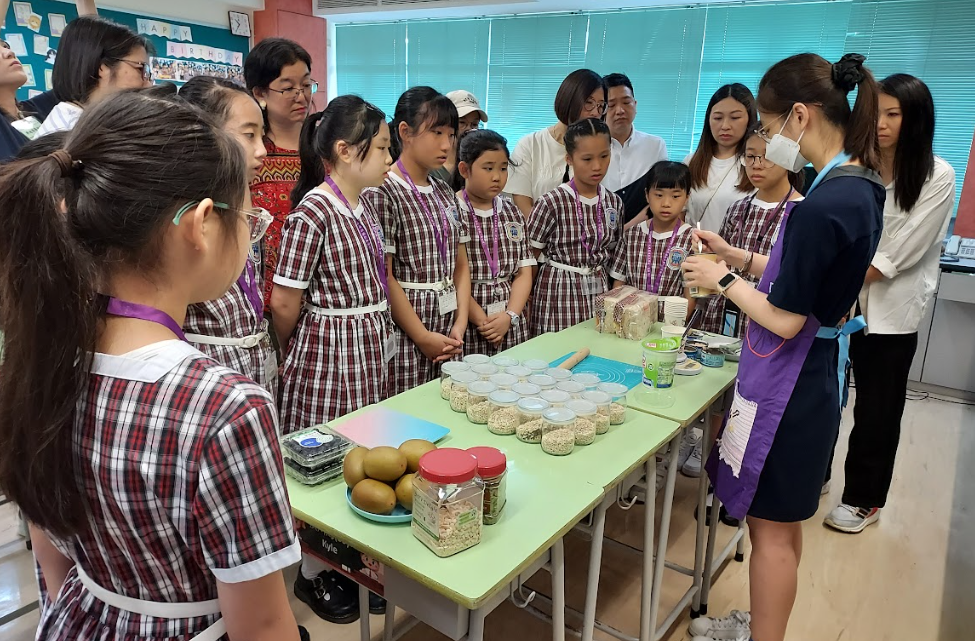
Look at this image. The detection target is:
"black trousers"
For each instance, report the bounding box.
[836,331,918,508]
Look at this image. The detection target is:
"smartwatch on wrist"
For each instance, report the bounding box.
[717,273,739,295]
[506,310,521,326]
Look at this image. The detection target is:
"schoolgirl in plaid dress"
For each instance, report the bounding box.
[0,93,303,641]
[700,130,804,337]
[179,76,278,396]
[455,130,535,354]
[363,87,471,396]
[528,118,623,336]
[610,161,695,300]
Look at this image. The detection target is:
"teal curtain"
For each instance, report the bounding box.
[406,20,490,103]
[335,23,407,117]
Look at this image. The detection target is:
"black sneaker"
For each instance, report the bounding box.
[294,571,359,625]
[330,572,387,615]
[368,591,387,615]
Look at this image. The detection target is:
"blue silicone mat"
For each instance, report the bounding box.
[549,353,643,390]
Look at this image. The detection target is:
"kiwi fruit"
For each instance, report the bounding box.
[395,473,415,511]
[363,446,407,482]
[351,479,397,515]
[398,439,437,473]
[342,447,369,488]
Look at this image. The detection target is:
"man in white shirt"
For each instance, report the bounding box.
[602,73,668,223]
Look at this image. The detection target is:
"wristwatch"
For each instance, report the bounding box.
[506,310,521,326]
[717,273,740,295]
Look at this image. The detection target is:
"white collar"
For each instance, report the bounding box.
[459,194,500,218]
[90,340,202,383]
[639,220,690,240]
[390,169,433,193]
[309,187,364,218]
[559,182,600,205]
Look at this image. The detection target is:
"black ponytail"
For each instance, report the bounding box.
[291,95,386,208]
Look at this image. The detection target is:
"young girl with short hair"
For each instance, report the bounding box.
[455,129,534,353]
[528,117,623,335]
[363,86,471,395]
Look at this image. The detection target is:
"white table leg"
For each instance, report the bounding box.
[581,493,612,641]
[384,602,395,641]
[551,538,566,641]
[359,583,371,641]
[643,434,680,641]
[468,606,486,641]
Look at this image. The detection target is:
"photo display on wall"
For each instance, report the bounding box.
[1,1,250,101]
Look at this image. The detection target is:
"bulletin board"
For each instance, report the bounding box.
[1,0,250,102]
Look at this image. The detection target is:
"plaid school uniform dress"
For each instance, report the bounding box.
[363,172,470,395]
[36,341,300,641]
[700,194,791,336]
[460,195,536,354]
[527,183,623,336]
[184,255,277,398]
[609,221,694,297]
[274,189,394,433]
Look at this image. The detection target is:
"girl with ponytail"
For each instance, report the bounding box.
[682,53,885,641]
[0,91,301,641]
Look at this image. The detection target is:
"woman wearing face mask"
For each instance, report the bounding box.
[245,38,317,308]
[36,12,153,137]
[684,84,757,232]
[507,69,608,217]
[823,74,955,534]
[682,53,884,641]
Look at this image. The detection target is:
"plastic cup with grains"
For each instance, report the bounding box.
[466,380,498,424]
[527,374,557,391]
[516,397,550,443]
[581,390,612,435]
[487,390,521,435]
[556,380,586,398]
[449,371,479,413]
[489,372,519,391]
[505,365,532,381]
[541,407,577,456]
[441,361,471,399]
[472,363,499,380]
[598,382,629,425]
[491,355,519,368]
[564,399,598,445]
[546,367,573,382]
[570,373,602,390]
[523,359,550,375]
[511,382,542,399]
[539,389,571,408]
[463,354,492,366]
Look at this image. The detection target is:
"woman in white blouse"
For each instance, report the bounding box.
[825,73,955,534]
[683,83,757,232]
[507,69,607,217]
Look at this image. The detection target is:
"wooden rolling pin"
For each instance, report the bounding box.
[558,348,590,370]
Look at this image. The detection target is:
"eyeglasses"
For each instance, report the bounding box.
[173,201,273,243]
[110,58,152,81]
[267,81,319,101]
[741,154,769,167]
[584,99,608,115]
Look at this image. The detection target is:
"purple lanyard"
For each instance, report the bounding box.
[323,175,389,296]
[106,297,187,342]
[396,160,450,267]
[645,224,681,294]
[570,179,604,260]
[236,260,264,318]
[463,190,500,280]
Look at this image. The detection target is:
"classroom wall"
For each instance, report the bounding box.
[254,0,327,109]
[1,0,251,102]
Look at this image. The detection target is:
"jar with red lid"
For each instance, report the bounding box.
[466,446,507,525]
[411,449,484,557]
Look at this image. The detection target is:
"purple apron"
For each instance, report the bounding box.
[705,153,859,520]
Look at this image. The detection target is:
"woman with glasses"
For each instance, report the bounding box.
[683,83,757,232]
[244,38,317,309]
[507,69,608,217]
[3,90,304,641]
[36,13,152,137]
[178,76,278,397]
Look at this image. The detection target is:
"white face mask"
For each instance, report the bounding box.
[764,111,809,173]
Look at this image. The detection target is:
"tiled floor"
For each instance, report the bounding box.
[3,388,973,641]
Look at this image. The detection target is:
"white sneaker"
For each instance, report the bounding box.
[681,437,703,477]
[687,610,752,641]
[687,609,750,639]
[824,503,880,533]
[821,480,831,496]
[678,429,701,470]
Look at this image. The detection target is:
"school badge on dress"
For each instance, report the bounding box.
[506,222,524,242]
[606,208,620,227]
[667,248,688,271]
[447,205,462,228]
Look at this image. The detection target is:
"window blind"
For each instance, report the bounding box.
[335,22,407,117]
